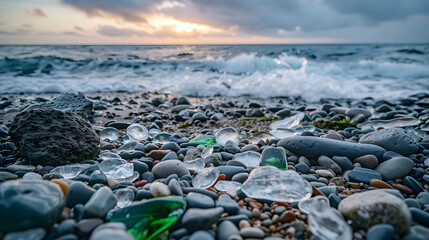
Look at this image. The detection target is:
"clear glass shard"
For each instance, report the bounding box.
[246,131,275,144]
[50,164,91,179]
[99,159,134,180]
[118,140,139,151]
[214,181,242,196]
[149,128,162,138]
[126,124,149,141]
[241,166,312,202]
[99,127,120,142]
[115,188,135,208]
[308,206,352,240]
[298,196,329,215]
[233,151,261,169]
[270,112,304,130]
[99,152,121,160]
[192,167,220,189]
[183,158,205,171]
[215,127,240,147]
[201,145,214,159]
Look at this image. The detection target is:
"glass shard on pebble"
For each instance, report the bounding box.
[183,158,205,171]
[299,196,352,240]
[189,134,216,146]
[260,147,288,170]
[99,152,121,160]
[192,167,220,189]
[148,128,162,138]
[233,151,261,169]
[153,133,172,143]
[50,164,91,179]
[115,188,135,208]
[118,140,139,151]
[99,127,120,142]
[270,112,304,130]
[214,181,242,196]
[241,166,312,202]
[246,131,275,144]
[99,159,135,181]
[215,127,240,147]
[126,124,149,141]
[201,145,214,159]
[107,196,186,240]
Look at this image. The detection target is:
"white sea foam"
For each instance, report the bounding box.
[1,46,428,101]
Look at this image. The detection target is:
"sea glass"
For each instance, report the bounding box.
[189,134,216,146]
[107,196,186,240]
[99,127,120,142]
[183,158,205,171]
[215,127,240,147]
[115,188,135,208]
[192,167,220,189]
[260,147,288,170]
[99,152,121,160]
[214,181,242,196]
[299,196,352,240]
[153,133,172,143]
[270,112,304,130]
[148,128,162,138]
[241,166,312,202]
[99,159,135,181]
[117,140,139,151]
[126,124,149,141]
[233,151,261,169]
[201,145,214,159]
[246,131,275,144]
[50,164,91,179]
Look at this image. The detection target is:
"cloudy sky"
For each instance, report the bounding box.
[0,0,428,44]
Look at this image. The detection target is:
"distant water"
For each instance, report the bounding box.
[0,44,428,101]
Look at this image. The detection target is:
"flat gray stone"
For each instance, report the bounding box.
[84,187,117,218]
[181,207,223,232]
[375,157,414,180]
[152,160,189,178]
[359,128,419,156]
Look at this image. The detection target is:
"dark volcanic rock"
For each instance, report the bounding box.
[9,109,100,166]
[278,136,386,160]
[28,93,93,118]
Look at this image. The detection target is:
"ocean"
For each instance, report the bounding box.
[0,44,428,101]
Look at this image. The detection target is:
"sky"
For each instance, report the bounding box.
[0,0,428,44]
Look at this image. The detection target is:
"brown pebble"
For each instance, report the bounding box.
[391,183,413,195]
[369,179,393,189]
[59,207,71,222]
[279,211,296,223]
[349,182,361,189]
[311,185,326,197]
[329,177,346,186]
[353,155,378,169]
[50,179,69,196]
[134,180,148,188]
[146,150,171,160]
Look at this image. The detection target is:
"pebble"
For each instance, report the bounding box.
[318,156,342,175]
[76,218,104,238]
[240,227,265,238]
[151,160,189,178]
[353,155,378,169]
[218,220,240,240]
[374,157,414,180]
[316,169,334,178]
[409,207,429,227]
[402,176,424,194]
[359,128,419,156]
[65,181,96,208]
[186,192,215,208]
[181,207,223,232]
[84,187,117,218]
[369,179,393,189]
[189,230,215,240]
[149,182,171,197]
[367,224,394,240]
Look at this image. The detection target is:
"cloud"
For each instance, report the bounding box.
[22,24,33,28]
[25,7,47,18]
[60,0,429,37]
[0,28,33,35]
[74,26,86,32]
[97,25,148,37]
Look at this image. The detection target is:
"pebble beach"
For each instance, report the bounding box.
[0,91,428,240]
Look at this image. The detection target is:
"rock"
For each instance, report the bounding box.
[359,128,419,156]
[295,162,310,174]
[402,176,424,194]
[181,207,223,232]
[65,181,96,208]
[353,155,378,169]
[89,228,134,240]
[345,108,371,118]
[9,109,99,166]
[6,164,36,172]
[0,180,64,233]
[30,93,93,118]
[186,192,215,209]
[176,97,191,106]
[375,157,414,180]
[168,178,183,196]
[3,228,46,240]
[84,187,117,219]
[367,224,394,240]
[317,156,342,175]
[316,169,334,178]
[348,167,382,184]
[0,171,18,180]
[189,231,215,240]
[152,160,189,178]
[369,179,393,189]
[402,225,429,240]
[76,218,104,238]
[338,190,411,235]
[218,221,240,240]
[331,156,354,172]
[216,194,239,215]
[278,136,386,160]
[409,207,429,227]
[149,182,171,197]
[240,227,265,238]
[88,170,107,185]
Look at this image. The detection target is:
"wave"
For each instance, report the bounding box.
[0,53,428,101]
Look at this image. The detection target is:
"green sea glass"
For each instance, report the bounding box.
[189,134,216,146]
[260,147,288,170]
[106,196,186,240]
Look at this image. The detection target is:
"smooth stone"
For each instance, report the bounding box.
[189,230,215,240]
[152,160,189,178]
[345,108,371,118]
[375,157,414,180]
[181,207,223,232]
[218,220,240,240]
[332,156,354,172]
[54,234,78,240]
[278,136,386,160]
[402,176,424,194]
[295,162,310,173]
[131,160,148,174]
[369,179,393,189]
[416,192,429,205]
[315,169,334,178]
[338,190,411,235]
[65,181,96,208]
[3,228,46,240]
[367,224,394,240]
[0,180,64,233]
[76,218,104,238]
[348,167,382,184]
[183,188,218,200]
[405,198,421,208]
[146,150,170,160]
[149,182,171,197]
[216,194,239,215]
[240,227,264,239]
[88,170,107,186]
[186,192,215,209]
[84,187,117,218]
[353,155,378,169]
[359,128,419,156]
[6,164,36,172]
[409,207,429,227]
[161,152,178,161]
[402,225,429,240]
[0,171,18,180]
[231,172,249,183]
[168,179,183,196]
[318,156,342,175]
[224,140,241,154]
[89,228,134,240]
[184,148,202,161]
[161,142,180,152]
